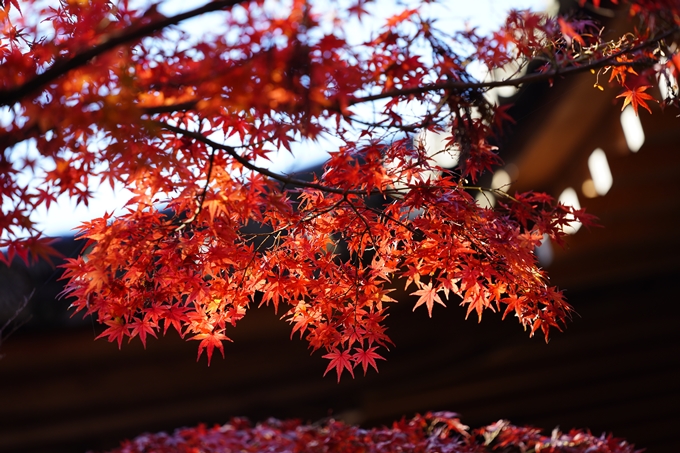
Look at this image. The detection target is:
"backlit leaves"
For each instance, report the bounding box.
[0,0,676,381]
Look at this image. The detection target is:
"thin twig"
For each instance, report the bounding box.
[0,291,34,358]
[348,26,680,106]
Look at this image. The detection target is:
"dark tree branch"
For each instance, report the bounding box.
[153,121,512,208]
[178,144,218,229]
[142,100,199,115]
[154,120,404,197]
[349,26,680,106]
[138,26,678,118]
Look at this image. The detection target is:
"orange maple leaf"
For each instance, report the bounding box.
[461,283,492,322]
[385,9,417,28]
[411,281,446,317]
[616,86,656,114]
[558,18,585,47]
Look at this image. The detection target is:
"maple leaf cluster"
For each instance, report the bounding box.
[1,0,677,379]
[101,412,641,453]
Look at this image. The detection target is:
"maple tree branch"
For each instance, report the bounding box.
[141,100,199,115]
[364,205,418,235]
[240,196,346,251]
[154,120,402,198]
[465,185,520,203]
[138,26,679,119]
[349,26,680,106]
[200,146,218,204]
[177,144,218,229]
[0,0,247,107]
[152,121,492,242]
[344,198,386,262]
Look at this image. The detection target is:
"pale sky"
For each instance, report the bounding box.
[24,0,553,237]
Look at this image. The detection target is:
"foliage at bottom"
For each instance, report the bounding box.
[100,412,641,453]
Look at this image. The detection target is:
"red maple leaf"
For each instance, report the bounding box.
[323,348,355,382]
[162,304,191,337]
[96,318,129,349]
[128,316,158,348]
[1,0,21,14]
[192,330,231,366]
[352,346,385,375]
